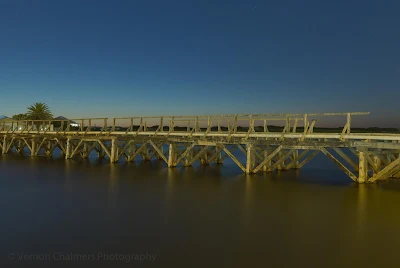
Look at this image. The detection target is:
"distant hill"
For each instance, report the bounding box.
[0,115,9,119]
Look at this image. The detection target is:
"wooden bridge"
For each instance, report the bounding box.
[1,112,400,183]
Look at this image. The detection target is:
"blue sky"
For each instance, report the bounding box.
[0,0,399,127]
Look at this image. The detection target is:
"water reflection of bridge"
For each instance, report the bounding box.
[1,112,399,183]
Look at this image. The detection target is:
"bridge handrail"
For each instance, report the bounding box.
[0,112,374,138]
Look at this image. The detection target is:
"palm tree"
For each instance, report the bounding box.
[12,114,27,120]
[25,102,53,120]
[25,102,53,130]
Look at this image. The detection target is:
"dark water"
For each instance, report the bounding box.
[1,151,400,267]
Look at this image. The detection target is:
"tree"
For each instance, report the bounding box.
[25,102,53,120]
[12,114,27,120]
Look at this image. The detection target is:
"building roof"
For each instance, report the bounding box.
[54,116,77,124]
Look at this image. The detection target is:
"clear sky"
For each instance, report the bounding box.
[0,0,399,127]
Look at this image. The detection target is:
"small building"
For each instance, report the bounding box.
[54,116,80,129]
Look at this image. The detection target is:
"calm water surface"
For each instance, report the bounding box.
[1,151,400,267]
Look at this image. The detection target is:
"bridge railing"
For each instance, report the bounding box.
[111,112,369,136]
[0,112,370,136]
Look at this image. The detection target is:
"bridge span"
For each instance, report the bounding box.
[1,112,400,183]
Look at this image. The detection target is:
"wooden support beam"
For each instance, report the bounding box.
[45,140,56,156]
[97,140,112,160]
[31,139,36,156]
[187,146,210,166]
[70,140,83,158]
[168,143,177,167]
[128,143,147,162]
[340,122,350,141]
[348,147,358,157]
[2,136,7,154]
[146,145,157,160]
[15,140,23,154]
[207,146,224,164]
[184,146,194,166]
[21,138,32,153]
[301,114,308,141]
[276,151,286,170]
[246,143,255,174]
[292,119,298,133]
[372,154,381,176]
[236,144,247,156]
[358,151,368,183]
[263,119,269,133]
[65,138,71,159]
[253,147,264,162]
[347,113,351,134]
[141,143,151,161]
[34,138,47,156]
[155,143,164,160]
[293,150,299,168]
[286,116,290,133]
[362,150,379,174]
[270,149,296,172]
[174,143,196,166]
[5,137,15,153]
[252,146,283,173]
[81,142,88,158]
[332,148,358,171]
[262,150,272,171]
[117,140,135,158]
[284,150,309,170]
[320,148,358,181]
[221,144,246,173]
[54,138,66,155]
[110,139,118,163]
[307,120,317,134]
[369,157,400,182]
[149,140,168,164]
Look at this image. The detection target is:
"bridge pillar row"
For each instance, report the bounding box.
[168,143,177,167]
[246,143,255,174]
[358,151,368,183]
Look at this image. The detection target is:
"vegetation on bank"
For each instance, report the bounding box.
[12,102,53,120]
